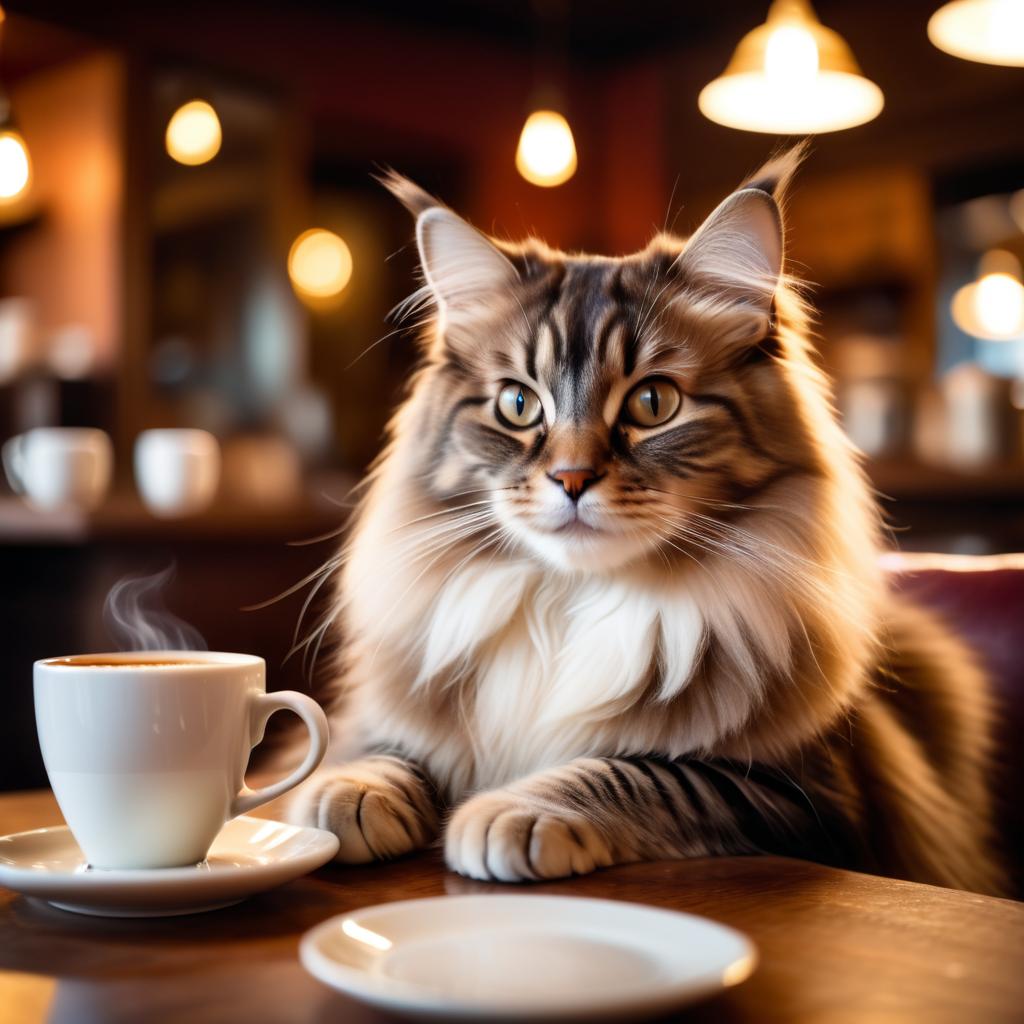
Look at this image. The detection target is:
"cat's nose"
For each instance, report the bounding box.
[548,468,602,501]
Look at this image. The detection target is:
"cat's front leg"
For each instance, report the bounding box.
[445,756,817,882]
[445,786,615,882]
[445,758,651,882]
[289,755,441,863]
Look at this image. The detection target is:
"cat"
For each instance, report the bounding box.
[288,148,1005,895]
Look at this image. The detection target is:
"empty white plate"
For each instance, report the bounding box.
[0,815,339,917]
[300,894,756,1020]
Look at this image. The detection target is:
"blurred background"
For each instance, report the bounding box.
[2,0,1023,788]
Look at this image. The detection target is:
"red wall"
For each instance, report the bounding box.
[36,6,672,255]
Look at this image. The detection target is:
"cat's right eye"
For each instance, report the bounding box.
[623,378,681,427]
[496,382,543,429]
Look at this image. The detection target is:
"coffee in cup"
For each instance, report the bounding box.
[34,652,329,870]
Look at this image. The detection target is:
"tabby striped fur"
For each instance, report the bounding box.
[289,149,1004,894]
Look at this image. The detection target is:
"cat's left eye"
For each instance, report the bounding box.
[496,382,543,429]
[623,379,681,427]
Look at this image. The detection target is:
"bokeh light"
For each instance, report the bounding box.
[974,273,1024,338]
[288,228,353,299]
[515,110,578,188]
[951,250,1024,341]
[928,0,1024,67]
[0,130,32,203]
[165,100,222,166]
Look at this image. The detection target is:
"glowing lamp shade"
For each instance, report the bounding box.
[165,100,222,166]
[0,129,31,204]
[515,110,578,188]
[951,251,1024,342]
[928,0,1024,66]
[698,0,884,134]
[288,229,353,300]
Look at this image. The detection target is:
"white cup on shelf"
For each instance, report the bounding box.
[2,427,113,511]
[134,429,221,517]
[0,298,35,383]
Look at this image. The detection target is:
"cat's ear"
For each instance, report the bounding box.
[416,208,519,311]
[676,187,783,315]
[379,170,517,312]
[674,144,804,324]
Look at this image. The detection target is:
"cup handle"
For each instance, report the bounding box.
[230,690,330,817]
[2,436,26,495]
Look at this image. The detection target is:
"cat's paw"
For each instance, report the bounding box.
[444,790,614,882]
[290,760,438,863]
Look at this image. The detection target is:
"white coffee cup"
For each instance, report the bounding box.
[34,652,329,870]
[134,429,220,517]
[2,427,113,511]
[0,297,35,383]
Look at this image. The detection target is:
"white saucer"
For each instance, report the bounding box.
[300,894,756,1021]
[0,815,339,917]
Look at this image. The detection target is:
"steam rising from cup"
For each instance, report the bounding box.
[103,565,207,651]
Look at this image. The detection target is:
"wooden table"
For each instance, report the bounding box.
[1,789,1022,1024]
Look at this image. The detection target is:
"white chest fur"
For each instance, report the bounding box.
[415,563,707,789]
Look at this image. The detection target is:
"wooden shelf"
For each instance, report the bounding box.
[869,460,1024,502]
[0,487,351,546]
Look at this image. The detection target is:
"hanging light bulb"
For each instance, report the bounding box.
[288,228,353,301]
[0,14,33,208]
[0,127,31,203]
[698,0,884,134]
[928,0,1024,66]
[516,109,577,188]
[165,99,222,166]
[951,250,1024,342]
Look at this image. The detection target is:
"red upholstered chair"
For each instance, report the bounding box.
[885,553,1024,896]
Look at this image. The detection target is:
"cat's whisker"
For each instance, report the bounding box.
[636,484,765,514]
[343,327,406,371]
[634,273,677,347]
[632,261,663,349]
[290,559,341,651]
[365,522,506,676]
[323,524,499,675]
[287,522,352,547]
[242,553,346,612]
[648,511,854,618]
[384,499,502,535]
[648,512,790,573]
[284,505,501,669]
[645,499,846,582]
[647,524,713,572]
[367,526,494,580]
[388,283,433,324]
[428,483,523,501]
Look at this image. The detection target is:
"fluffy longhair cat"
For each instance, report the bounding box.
[290,149,1004,894]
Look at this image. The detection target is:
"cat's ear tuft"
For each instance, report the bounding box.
[376,169,438,217]
[415,207,519,311]
[380,169,518,313]
[677,186,783,314]
[741,141,808,203]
